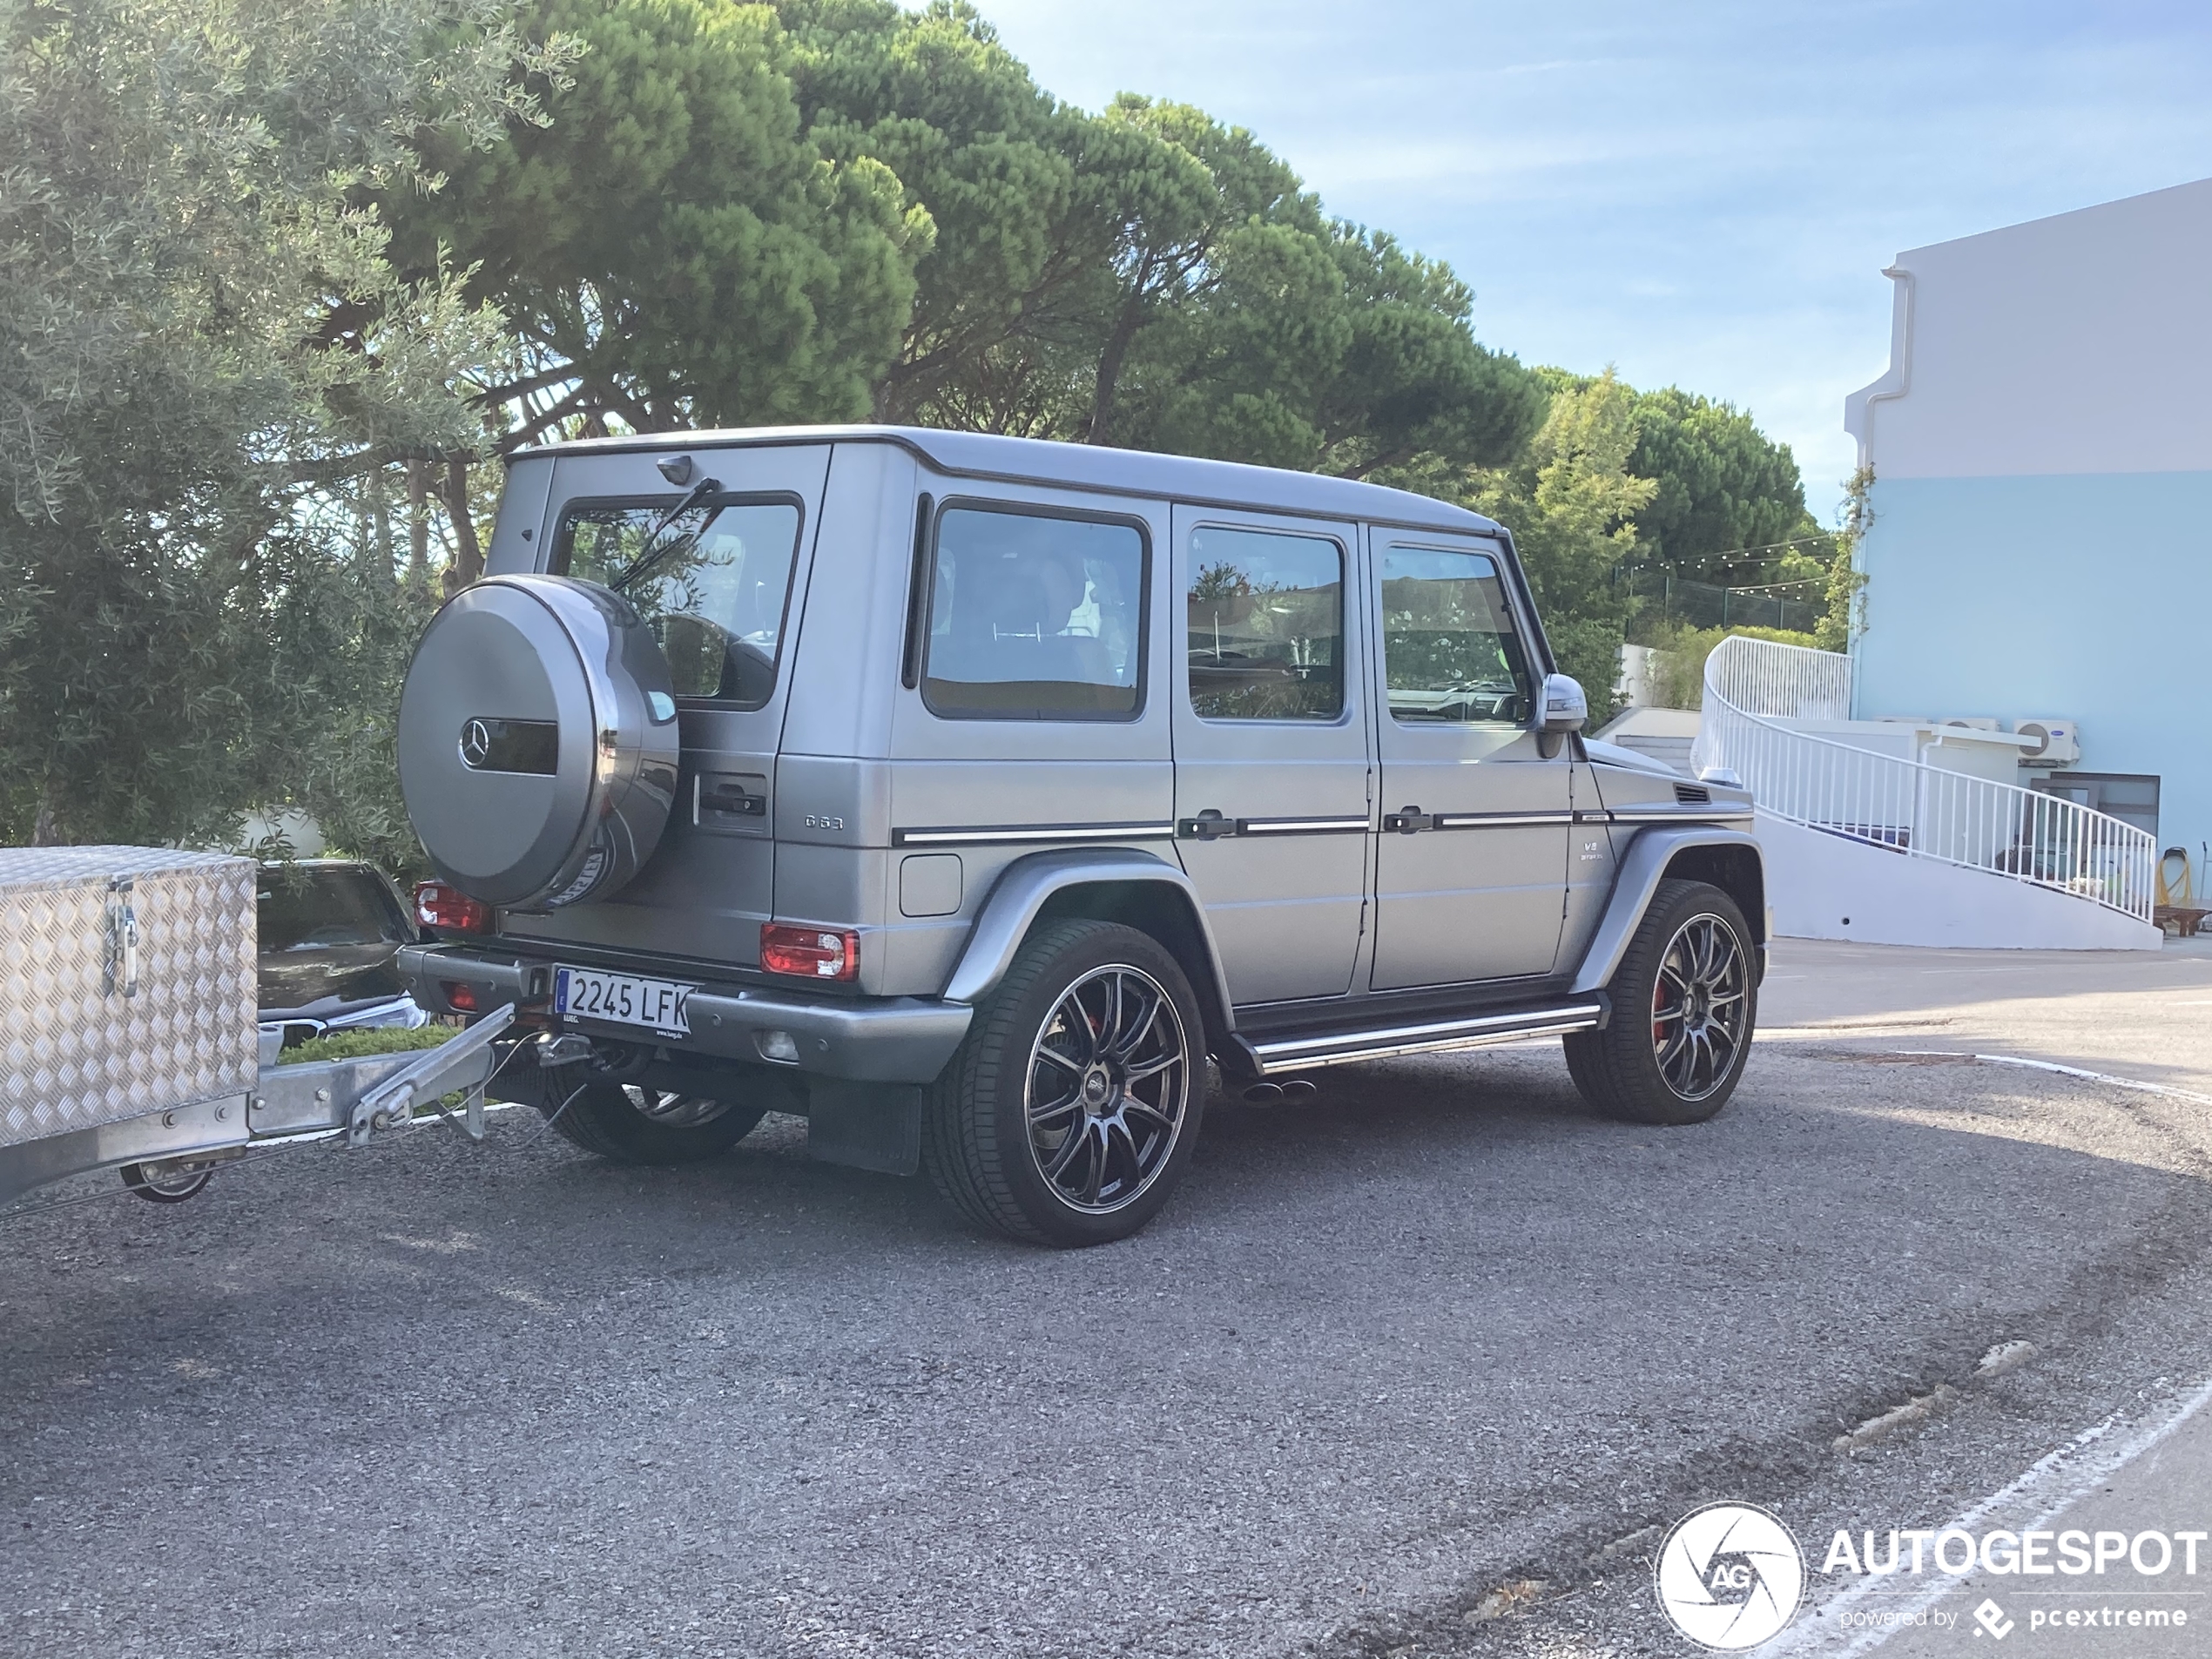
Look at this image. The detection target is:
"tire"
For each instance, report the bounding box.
[1564,878,1757,1126]
[120,1161,215,1203]
[539,1082,767,1165]
[923,919,1206,1247]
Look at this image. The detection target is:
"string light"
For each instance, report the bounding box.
[1613,532,1840,580]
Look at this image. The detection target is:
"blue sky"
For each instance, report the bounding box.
[970,0,2212,523]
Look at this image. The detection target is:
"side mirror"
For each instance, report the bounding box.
[1537,672,1586,758]
[1540,672,1588,732]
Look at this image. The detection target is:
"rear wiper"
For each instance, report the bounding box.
[612,476,723,594]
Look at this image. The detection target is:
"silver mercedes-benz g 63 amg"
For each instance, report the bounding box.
[395,426,1763,1246]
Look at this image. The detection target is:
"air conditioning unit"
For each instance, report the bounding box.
[1939,717,2000,732]
[2013,718,2080,766]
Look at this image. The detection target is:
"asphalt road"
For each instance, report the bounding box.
[7,940,2212,1658]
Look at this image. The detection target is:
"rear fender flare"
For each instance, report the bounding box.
[943,848,1234,1041]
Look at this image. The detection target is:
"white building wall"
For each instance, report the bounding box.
[1843,177,2212,872]
[1846,176,2212,481]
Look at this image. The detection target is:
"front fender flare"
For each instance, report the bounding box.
[942,846,1234,1017]
[1569,826,1766,995]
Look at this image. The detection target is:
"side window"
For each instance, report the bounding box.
[923,504,1147,720]
[1379,545,1533,726]
[556,496,804,708]
[1186,526,1345,722]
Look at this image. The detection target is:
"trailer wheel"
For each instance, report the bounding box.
[120,1161,215,1204]
[542,1082,766,1165]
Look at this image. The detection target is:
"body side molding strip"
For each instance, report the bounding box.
[1176,813,1370,839]
[1430,810,1575,829]
[1234,815,1370,835]
[894,821,1176,848]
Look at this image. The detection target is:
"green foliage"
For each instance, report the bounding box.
[780,0,1095,429]
[782,13,1549,471]
[3,0,1823,861]
[0,0,551,846]
[1816,465,1873,651]
[389,0,927,446]
[1078,105,1545,475]
[277,1024,456,1065]
[1624,386,1822,570]
[1537,374,1834,640]
[1390,370,1655,711]
[383,0,1549,476]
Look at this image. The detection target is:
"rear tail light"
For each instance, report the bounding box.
[442,981,479,1013]
[415,880,491,934]
[760,923,860,981]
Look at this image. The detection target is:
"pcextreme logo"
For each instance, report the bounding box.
[1655,1502,1807,1650]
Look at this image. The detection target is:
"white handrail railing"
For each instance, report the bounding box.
[1694,636,2155,923]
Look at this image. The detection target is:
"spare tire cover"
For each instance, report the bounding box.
[399,575,681,911]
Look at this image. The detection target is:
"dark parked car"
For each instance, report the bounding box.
[258,860,427,1043]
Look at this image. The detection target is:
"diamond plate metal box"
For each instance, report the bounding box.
[0,846,257,1149]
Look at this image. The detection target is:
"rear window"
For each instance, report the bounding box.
[258,868,410,953]
[1186,525,1345,721]
[556,495,804,707]
[921,503,1148,720]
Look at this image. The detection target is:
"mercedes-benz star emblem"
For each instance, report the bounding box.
[459,718,494,770]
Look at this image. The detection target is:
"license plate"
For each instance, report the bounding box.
[555,967,693,1036]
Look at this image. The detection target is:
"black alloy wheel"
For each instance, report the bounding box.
[1564,878,1757,1125]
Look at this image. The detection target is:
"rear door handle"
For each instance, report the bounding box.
[1384,806,1434,834]
[694,771,769,833]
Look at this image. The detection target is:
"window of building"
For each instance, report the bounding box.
[556,496,804,707]
[1379,545,1533,726]
[922,505,1147,719]
[2033,772,2161,840]
[1186,526,1345,721]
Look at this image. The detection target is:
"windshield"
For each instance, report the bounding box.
[556,495,804,708]
[258,867,411,954]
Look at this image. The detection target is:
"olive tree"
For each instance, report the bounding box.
[0,0,558,848]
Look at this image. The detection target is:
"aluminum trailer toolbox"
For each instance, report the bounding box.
[1,846,512,1207]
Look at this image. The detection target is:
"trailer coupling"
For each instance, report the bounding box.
[0,1006,518,1211]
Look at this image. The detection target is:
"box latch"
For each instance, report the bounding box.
[104,875,139,997]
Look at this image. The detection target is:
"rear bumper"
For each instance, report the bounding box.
[395,944,971,1085]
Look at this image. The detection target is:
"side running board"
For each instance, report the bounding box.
[1239,1000,1608,1076]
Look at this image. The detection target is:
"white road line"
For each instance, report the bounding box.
[1776,1379,2212,1656]
[1888,1050,2212,1109]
